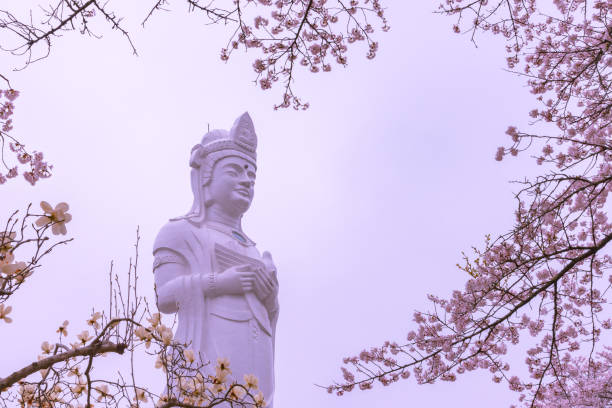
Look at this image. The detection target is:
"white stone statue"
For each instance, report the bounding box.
[152,112,279,406]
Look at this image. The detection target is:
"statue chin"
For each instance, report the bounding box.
[205,192,253,217]
[226,196,252,215]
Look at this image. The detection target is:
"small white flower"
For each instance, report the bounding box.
[77,330,92,346]
[161,327,173,346]
[87,311,102,329]
[134,388,148,403]
[155,394,169,408]
[134,326,150,340]
[229,385,245,400]
[216,357,231,374]
[71,376,87,396]
[254,390,266,407]
[0,303,13,323]
[244,373,259,389]
[41,341,53,354]
[184,349,195,363]
[35,201,72,235]
[95,384,110,401]
[147,312,161,328]
[57,320,69,336]
[154,354,167,371]
[0,252,28,280]
[0,231,15,253]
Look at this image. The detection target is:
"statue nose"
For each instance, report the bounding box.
[238,172,254,186]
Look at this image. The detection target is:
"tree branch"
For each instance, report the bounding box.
[0,341,126,390]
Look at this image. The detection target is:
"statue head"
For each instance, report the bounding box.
[180,112,258,225]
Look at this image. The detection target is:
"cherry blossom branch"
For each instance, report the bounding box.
[22,0,96,51]
[0,89,52,186]
[0,2,139,186]
[328,225,610,388]
[145,0,389,109]
[329,4,612,393]
[0,1,136,72]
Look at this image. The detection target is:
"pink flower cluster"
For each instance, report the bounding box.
[330,1,612,406]
[193,0,388,110]
[0,89,52,186]
[444,0,612,166]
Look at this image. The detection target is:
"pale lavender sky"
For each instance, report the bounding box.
[1,1,544,407]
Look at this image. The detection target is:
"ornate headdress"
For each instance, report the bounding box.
[180,112,258,224]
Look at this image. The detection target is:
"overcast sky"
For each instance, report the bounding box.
[1,1,546,407]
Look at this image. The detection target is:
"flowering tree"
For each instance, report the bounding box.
[0,0,388,185]
[329,0,612,407]
[1,0,388,110]
[145,0,389,110]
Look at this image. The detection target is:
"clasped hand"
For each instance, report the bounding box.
[215,259,278,301]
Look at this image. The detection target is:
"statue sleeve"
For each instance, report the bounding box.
[153,221,194,314]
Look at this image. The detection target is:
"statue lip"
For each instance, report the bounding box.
[234,188,251,197]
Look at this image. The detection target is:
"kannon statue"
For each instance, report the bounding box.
[152,112,279,406]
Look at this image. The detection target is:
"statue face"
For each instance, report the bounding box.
[207,156,256,215]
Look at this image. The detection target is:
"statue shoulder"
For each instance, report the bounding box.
[153,219,196,254]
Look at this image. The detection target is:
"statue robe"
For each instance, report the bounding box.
[153,219,277,406]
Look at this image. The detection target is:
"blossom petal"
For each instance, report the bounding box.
[55,202,69,212]
[35,216,51,227]
[52,223,67,235]
[40,201,53,213]
[51,223,61,235]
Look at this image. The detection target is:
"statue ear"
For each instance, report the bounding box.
[204,196,214,208]
[202,176,214,208]
[229,112,257,153]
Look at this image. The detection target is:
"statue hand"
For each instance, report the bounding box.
[252,266,275,301]
[260,251,279,301]
[215,264,256,296]
[262,251,277,276]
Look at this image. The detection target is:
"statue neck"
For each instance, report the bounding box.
[205,205,243,231]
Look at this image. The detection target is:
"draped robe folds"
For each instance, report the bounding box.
[153,219,278,407]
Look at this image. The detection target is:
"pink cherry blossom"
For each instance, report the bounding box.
[0,89,52,186]
[330,1,612,407]
[156,0,390,110]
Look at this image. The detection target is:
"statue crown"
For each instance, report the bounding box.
[192,112,257,167]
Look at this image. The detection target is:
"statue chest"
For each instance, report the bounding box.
[202,226,265,319]
[204,227,262,274]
